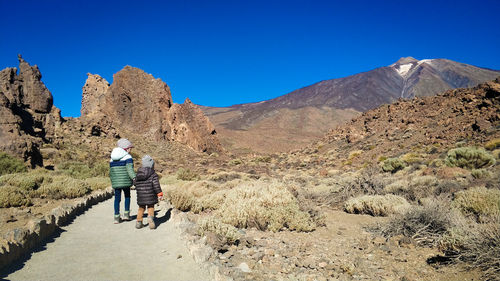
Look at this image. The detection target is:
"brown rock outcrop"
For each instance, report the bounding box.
[313,77,500,166]
[0,55,62,166]
[81,66,222,153]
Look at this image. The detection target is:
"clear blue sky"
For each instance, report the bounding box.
[1,0,499,117]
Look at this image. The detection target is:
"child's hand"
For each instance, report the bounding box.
[157,192,163,201]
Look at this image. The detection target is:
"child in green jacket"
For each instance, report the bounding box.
[109,138,136,224]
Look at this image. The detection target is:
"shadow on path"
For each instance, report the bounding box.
[0,228,66,279]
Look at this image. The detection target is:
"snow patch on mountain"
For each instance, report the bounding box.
[396,63,413,76]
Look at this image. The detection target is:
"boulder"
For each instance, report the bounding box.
[0,55,62,166]
[81,66,222,153]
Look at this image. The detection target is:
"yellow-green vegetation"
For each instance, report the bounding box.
[207,171,242,182]
[401,152,424,164]
[198,217,241,244]
[471,169,492,179]
[252,155,271,163]
[0,168,110,207]
[0,152,27,176]
[348,150,363,160]
[228,158,243,165]
[485,138,500,150]
[35,176,91,199]
[381,157,406,173]
[343,194,410,216]
[390,175,439,201]
[176,168,200,181]
[0,185,32,207]
[165,179,317,232]
[452,186,500,222]
[57,161,109,179]
[445,147,495,170]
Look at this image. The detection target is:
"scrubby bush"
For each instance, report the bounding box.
[176,168,200,181]
[228,158,242,165]
[85,177,110,191]
[198,217,241,245]
[207,171,241,183]
[0,172,47,192]
[381,158,406,173]
[344,194,410,216]
[445,147,495,170]
[380,199,456,247]
[470,169,492,179]
[348,150,363,160]
[452,186,500,222]
[401,152,424,164]
[485,138,500,150]
[35,176,91,199]
[0,152,27,175]
[0,185,32,207]
[450,218,500,281]
[216,181,316,232]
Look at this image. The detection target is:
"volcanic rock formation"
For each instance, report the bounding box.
[81,66,222,153]
[0,55,62,166]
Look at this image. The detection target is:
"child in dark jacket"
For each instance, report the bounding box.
[133,155,163,229]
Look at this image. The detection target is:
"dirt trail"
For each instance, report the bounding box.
[1,190,209,281]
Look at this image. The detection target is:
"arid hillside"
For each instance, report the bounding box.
[1,59,499,281]
[203,57,500,154]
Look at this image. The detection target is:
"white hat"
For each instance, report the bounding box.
[117,138,133,149]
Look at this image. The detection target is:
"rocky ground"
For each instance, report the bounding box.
[200,209,482,281]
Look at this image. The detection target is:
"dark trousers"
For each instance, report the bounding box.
[114,188,131,215]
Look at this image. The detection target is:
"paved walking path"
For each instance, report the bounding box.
[2,190,209,280]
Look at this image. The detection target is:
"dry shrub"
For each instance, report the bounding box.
[348,150,363,160]
[207,171,241,183]
[176,168,200,181]
[216,180,316,232]
[445,147,496,170]
[85,177,110,191]
[453,218,500,281]
[198,216,241,244]
[380,198,456,247]
[0,172,47,192]
[401,152,425,165]
[485,138,500,150]
[381,158,406,173]
[471,169,492,179]
[165,180,221,213]
[0,185,32,207]
[344,194,410,216]
[452,186,500,223]
[439,215,500,281]
[166,187,196,211]
[35,176,91,199]
[0,151,27,176]
[337,168,387,202]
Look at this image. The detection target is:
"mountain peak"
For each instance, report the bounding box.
[394,57,418,65]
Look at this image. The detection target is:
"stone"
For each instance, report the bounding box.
[80,66,223,153]
[237,262,251,273]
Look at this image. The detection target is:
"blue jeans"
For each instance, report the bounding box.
[114,188,131,215]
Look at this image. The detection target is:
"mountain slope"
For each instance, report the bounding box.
[203,57,500,153]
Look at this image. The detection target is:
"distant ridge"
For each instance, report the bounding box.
[202,57,500,153]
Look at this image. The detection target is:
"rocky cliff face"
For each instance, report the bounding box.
[81,66,222,153]
[0,55,62,166]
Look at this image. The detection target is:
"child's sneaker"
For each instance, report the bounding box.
[148,216,156,230]
[114,215,122,224]
[136,221,144,229]
[123,211,131,221]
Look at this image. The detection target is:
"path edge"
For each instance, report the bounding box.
[0,188,113,271]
